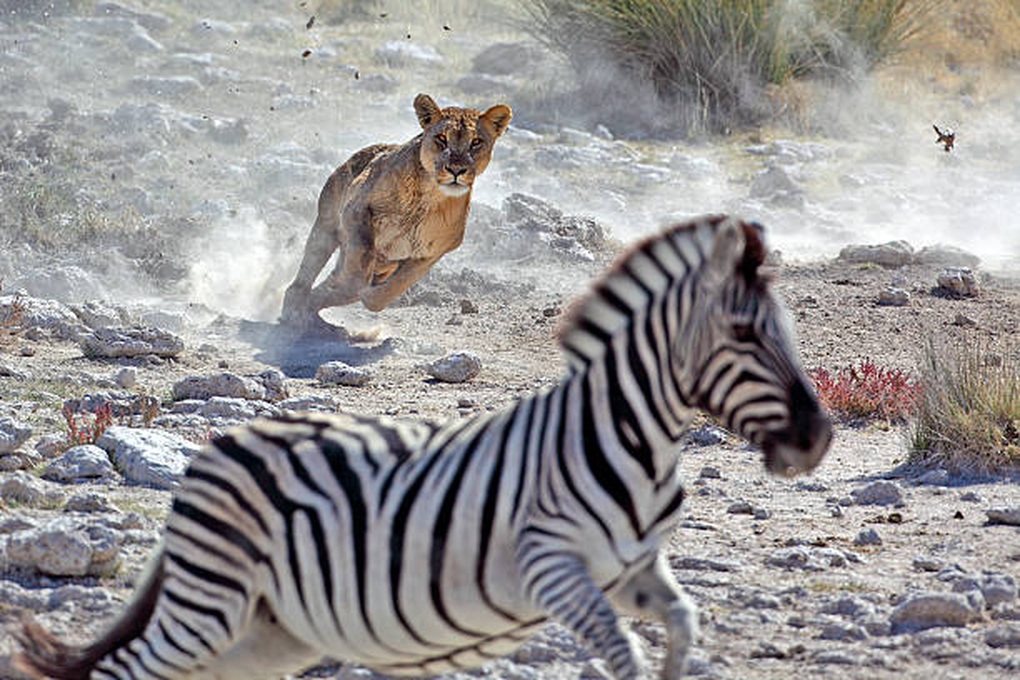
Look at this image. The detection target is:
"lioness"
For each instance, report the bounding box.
[280,93,512,328]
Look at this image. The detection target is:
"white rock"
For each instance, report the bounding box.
[423,351,482,383]
[81,325,185,358]
[838,241,914,267]
[4,518,122,576]
[890,591,985,633]
[96,426,202,490]
[42,445,117,483]
[850,480,904,506]
[0,416,32,453]
[173,372,266,401]
[316,361,372,387]
[936,267,980,297]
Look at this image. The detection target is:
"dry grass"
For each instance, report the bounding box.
[521,0,942,133]
[909,339,1020,475]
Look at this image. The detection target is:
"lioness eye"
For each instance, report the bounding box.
[435,134,447,148]
[470,138,483,149]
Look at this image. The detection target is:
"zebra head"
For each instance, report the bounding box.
[674,217,832,477]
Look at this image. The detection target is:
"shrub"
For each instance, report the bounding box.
[522,0,941,133]
[809,358,921,423]
[63,402,114,447]
[909,340,1020,475]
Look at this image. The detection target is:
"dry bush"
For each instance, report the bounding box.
[521,0,941,133]
[809,358,922,424]
[909,340,1020,475]
[62,402,115,448]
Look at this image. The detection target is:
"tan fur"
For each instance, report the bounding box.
[280,93,511,326]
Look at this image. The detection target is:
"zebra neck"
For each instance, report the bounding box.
[570,355,695,483]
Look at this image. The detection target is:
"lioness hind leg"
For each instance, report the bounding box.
[611,557,698,679]
[281,211,342,324]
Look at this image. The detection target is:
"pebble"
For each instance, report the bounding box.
[936,267,980,297]
[423,351,482,383]
[42,445,118,483]
[889,591,985,633]
[80,325,185,358]
[854,528,883,546]
[0,416,33,453]
[986,507,1020,526]
[877,286,910,306]
[850,480,904,507]
[315,361,372,387]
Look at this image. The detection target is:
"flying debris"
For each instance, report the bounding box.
[302,49,312,59]
[933,124,955,152]
[306,15,315,30]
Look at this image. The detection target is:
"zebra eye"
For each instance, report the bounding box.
[732,322,756,342]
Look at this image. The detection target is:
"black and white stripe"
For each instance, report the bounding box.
[18,215,831,680]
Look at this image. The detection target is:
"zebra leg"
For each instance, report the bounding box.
[194,599,322,680]
[610,556,698,680]
[519,550,641,680]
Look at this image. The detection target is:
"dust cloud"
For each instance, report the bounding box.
[1,0,1017,326]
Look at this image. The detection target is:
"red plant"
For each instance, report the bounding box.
[809,359,922,423]
[63,402,115,446]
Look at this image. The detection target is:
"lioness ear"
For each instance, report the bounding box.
[414,94,442,130]
[481,104,512,137]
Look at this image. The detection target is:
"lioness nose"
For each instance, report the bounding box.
[446,165,466,180]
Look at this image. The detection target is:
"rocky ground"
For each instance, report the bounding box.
[1,1,1019,679]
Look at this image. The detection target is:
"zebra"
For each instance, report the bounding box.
[17,215,832,680]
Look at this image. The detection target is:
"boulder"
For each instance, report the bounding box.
[96,426,202,489]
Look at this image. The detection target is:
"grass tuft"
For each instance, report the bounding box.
[909,340,1020,475]
[809,358,921,424]
[522,0,942,133]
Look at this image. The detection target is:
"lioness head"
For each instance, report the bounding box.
[414,93,512,198]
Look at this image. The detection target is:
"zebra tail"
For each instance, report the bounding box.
[15,550,166,680]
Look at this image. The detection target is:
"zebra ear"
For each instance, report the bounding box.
[706,217,747,285]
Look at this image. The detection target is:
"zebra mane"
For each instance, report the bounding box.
[557,215,767,369]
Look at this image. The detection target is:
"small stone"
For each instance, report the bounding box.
[42,445,117,483]
[985,623,1020,648]
[699,465,722,479]
[913,555,946,572]
[172,372,266,401]
[952,313,976,327]
[80,325,184,358]
[727,500,754,514]
[838,241,914,267]
[819,620,868,641]
[890,591,985,633]
[315,361,371,387]
[0,416,33,453]
[936,267,980,297]
[65,492,120,513]
[115,366,138,388]
[687,426,727,446]
[459,299,479,314]
[986,507,1020,526]
[850,480,904,507]
[877,287,910,306]
[423,351,482,383]
[854,528,883,546]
